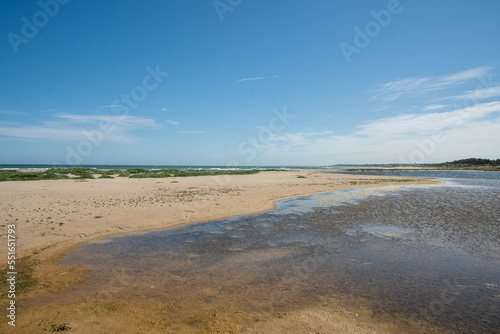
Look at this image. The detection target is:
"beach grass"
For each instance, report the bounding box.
[0,255,37,298]
[0,168,261,182]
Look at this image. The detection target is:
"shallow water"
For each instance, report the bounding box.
[29,172,500,333]
[334,169,500,180]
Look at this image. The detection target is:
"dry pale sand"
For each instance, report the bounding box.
[0,170,434,333]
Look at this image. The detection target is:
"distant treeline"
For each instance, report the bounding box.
[335,158,500,171]
[440,158,500,166]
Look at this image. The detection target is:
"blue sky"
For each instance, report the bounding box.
[1,0,500,166]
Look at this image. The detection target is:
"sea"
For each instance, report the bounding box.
[0,164,338,171]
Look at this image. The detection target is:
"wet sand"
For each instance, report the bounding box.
[0,170,436,333]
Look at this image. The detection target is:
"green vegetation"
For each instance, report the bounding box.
[434,158,500,170]
[341,158,500,172]
[47,323,71,332]
[129,169,260,178]
[0,170,69,181]
[0,167,262,182]
[348,178,416,185]
[0,256,37,298]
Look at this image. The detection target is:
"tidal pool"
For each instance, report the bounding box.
[28,172,500,333]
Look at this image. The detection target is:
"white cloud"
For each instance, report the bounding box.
[0,109,26,115]
[0,125,133,143]
[372,67,493,102]
[176,130,206,134]
[238,75,281,82]
[423,104,448,111]
[252,101,500,164]
[356,101,500,137]
[166,120,180,125]
[57,113,156,128]
[438,85,500,101]
[238,77,266,82]
[98,104,123,110]
[0,113,157,143]
[161,108,168,111]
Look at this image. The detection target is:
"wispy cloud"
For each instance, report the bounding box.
[423,104,449,111]
[0,126,129,143]
[437,85,500,101]
[356,101,500,138]
[253,101,500,164]
[372,67,493,102]
[0,113,157,143]
[98,104,123,110]
[176,130,206,134]
[166,120,180,125]
[57,113,156,127]
[0,109,26,115]
[237,75,281,82]
[238,76,266,82]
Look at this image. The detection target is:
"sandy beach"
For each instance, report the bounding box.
[0,170,435,333]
